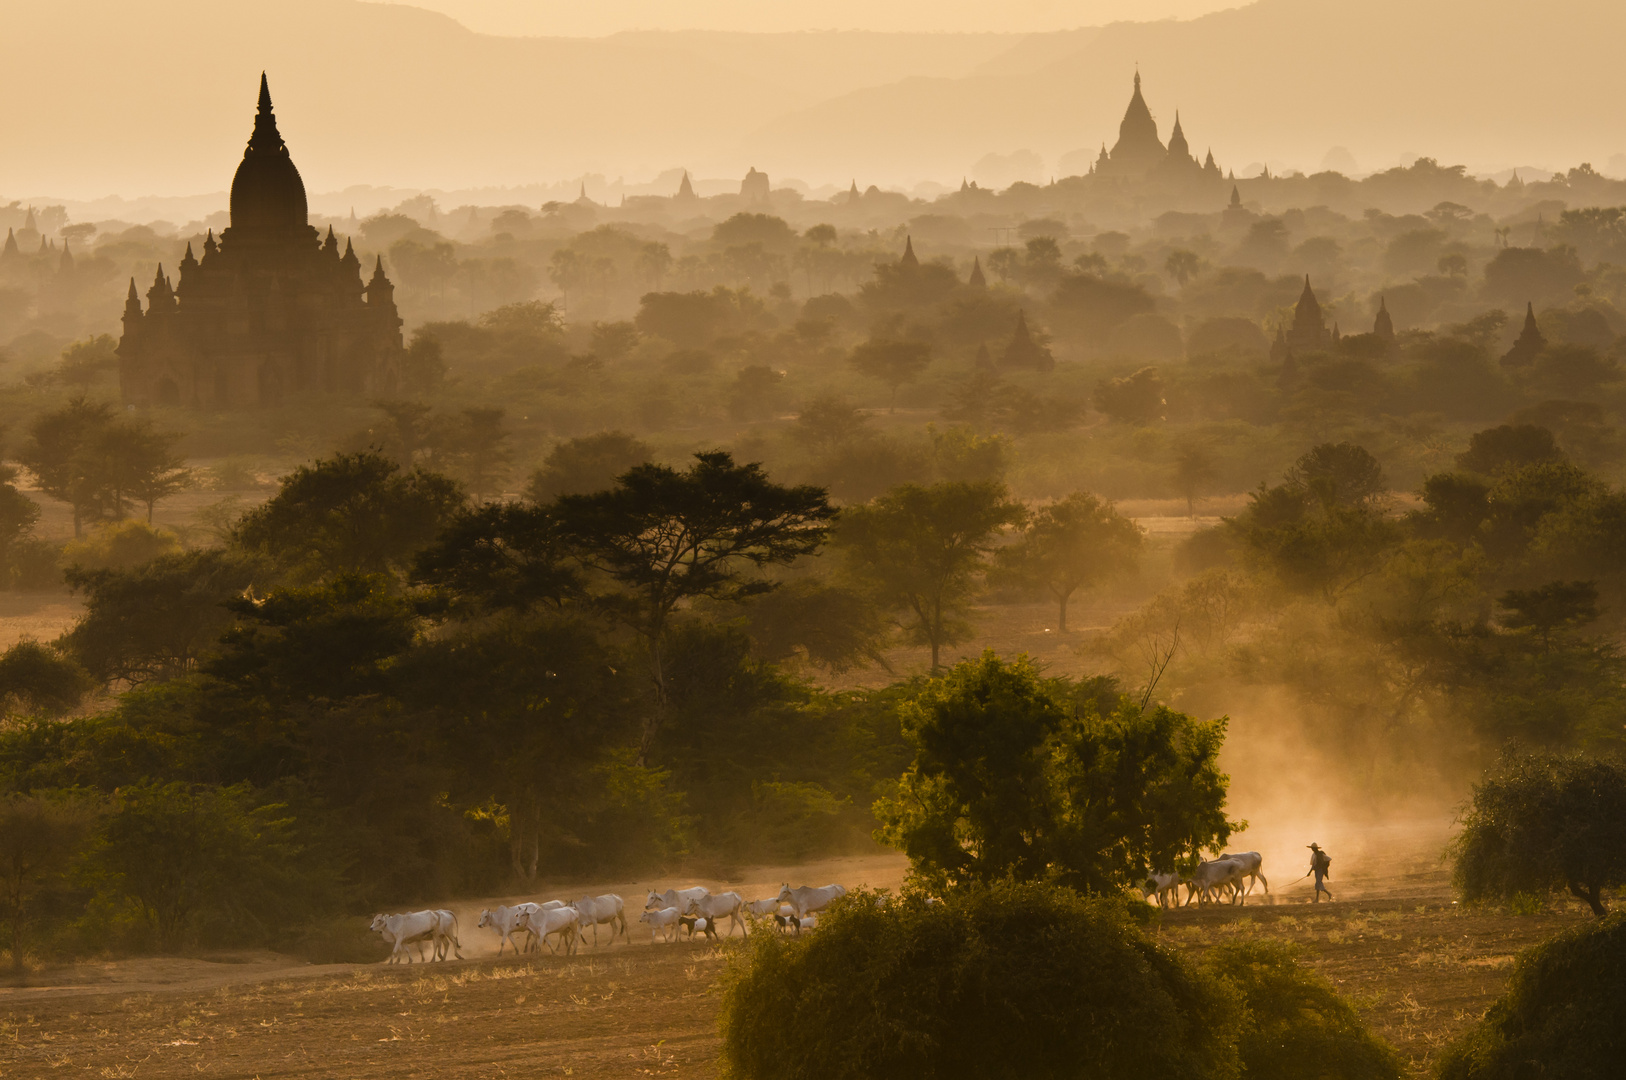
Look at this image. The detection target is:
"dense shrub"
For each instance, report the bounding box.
[719,883,1237,1080]
[1435,915,1626,1079]
[1207,940,1403,1080]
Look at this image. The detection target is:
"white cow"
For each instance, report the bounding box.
[745,898,783,917]
[370,911,439,964]
[370,917,428,963]
[518,905,580,955]
[572,894,627,946]
[1220,851,1269,897]
[478,903,542,956]
[683,891,748,937]
[1141,871,1183,909]
[431,909,463,960]
[776,883,846,921]
[638,906,680,943]
[1188,858,1248,905]
[646,887,710,913]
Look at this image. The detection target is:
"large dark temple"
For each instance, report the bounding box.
[119,75,402,408]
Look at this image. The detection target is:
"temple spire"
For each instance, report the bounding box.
[968,255,986,288]
[1502,302,1546,366]
[900,235,918,268]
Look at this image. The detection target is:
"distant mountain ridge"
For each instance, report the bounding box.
[1,0,1620,199]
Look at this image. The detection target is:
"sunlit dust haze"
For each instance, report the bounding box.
[4,0,1625,202]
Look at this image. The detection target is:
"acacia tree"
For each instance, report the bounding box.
[875,654,1237,894]
[17,401,190,532]
[18,397,116,536]
[836,480,1023,671]
[996,491,1143,631]
[1452,750,1626,917]
[111,419,192,522]
[554,451,834,760]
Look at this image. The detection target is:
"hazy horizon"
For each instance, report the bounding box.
[3,0,1624,207]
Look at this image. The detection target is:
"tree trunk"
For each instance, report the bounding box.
[1570,880,1608,918]
[638,635,667,766]
[509,787,541,880]
[1057,591,1070,633]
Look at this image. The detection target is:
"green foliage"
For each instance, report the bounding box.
[1093,366,1166,424]
[556,451,835,754]
[207,574,417,706]
[62,548,268,686]
[412,503,579,615]
[876,654,1236,895]
[523,431,653,502]
[1451,750,1626,917]
[82,781,320,950]
[17,400,189,533]
[1234,443,1400,600]
[719,882,1239,1080]
[0,463,41,588]
[1456,424,1563,476]
[0,791,97,968]
[995,490,1143,631]
[848,335,932,409]
[1436,915,1626,1079]
[60,519,180,572]
[836,481,1022,670]
[1204,940,1403,1080]
[235,451,465,579]
[0,640,90,716]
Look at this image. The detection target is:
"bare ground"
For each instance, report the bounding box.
[0,837,1597,1079]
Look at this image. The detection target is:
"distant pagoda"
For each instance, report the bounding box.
[1093,72,1224,184]
[118,75,403,408]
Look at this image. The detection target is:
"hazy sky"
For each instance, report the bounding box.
[380,0,1236,36]
[4,0,1622,203]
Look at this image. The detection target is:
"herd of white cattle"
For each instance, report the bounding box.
[1141,851,1270,909]
[369,882,848,963]
[367,856,1274,965]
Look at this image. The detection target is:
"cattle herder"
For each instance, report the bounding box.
[1307,842,1333,902]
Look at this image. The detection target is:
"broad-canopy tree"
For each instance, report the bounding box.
[412,503,580,616]
[234,451,465,579]
[995,491,1143,631]
[554,451,834,759]
[1451,750,1626,917]
[62,549,270,686]
[17,399,190,533]
[836,480,1022,671]
[875,653,1237,895]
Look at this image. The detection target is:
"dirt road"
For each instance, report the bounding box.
[0,843,1595,1078]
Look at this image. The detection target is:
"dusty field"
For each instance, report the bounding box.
[0,839,1599,1079]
